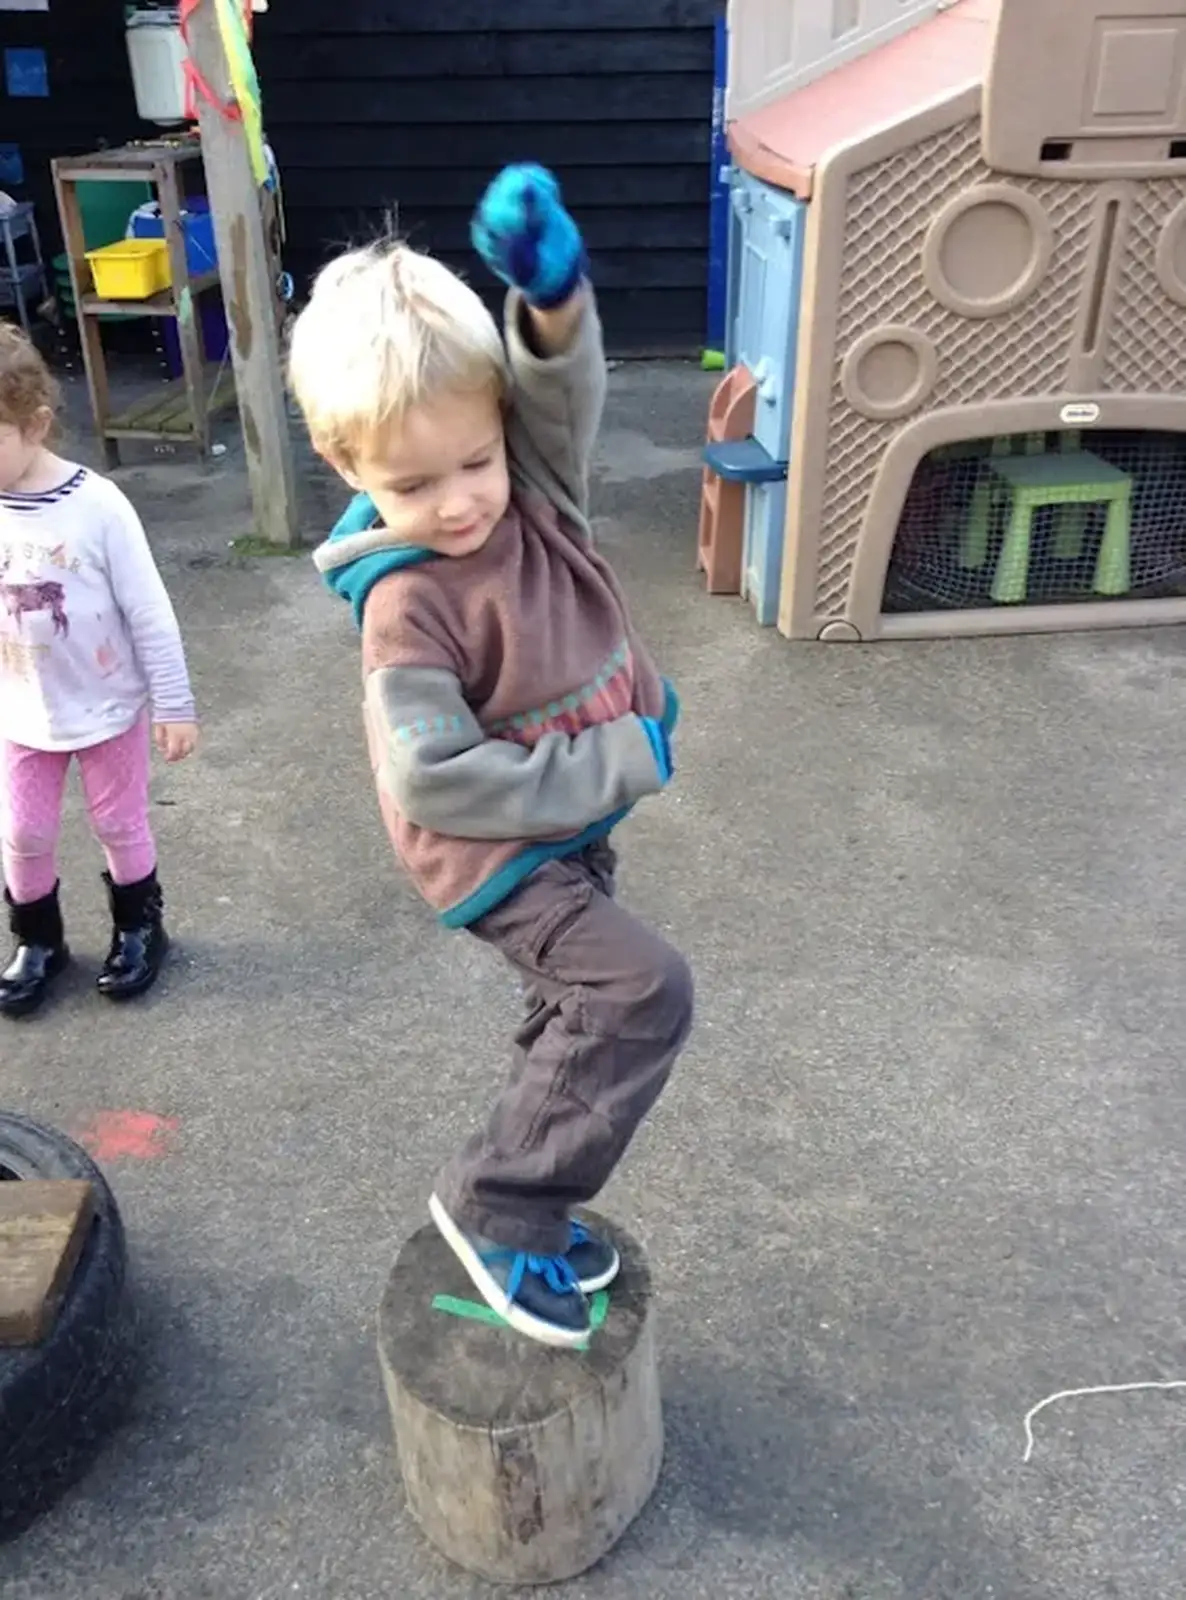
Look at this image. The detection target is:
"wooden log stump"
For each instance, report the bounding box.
[377,1211,662,1584]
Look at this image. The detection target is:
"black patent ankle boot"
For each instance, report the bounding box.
[0,883,70,1018]
[96,869,169,1002]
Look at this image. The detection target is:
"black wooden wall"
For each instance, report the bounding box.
[0,1,719,354]
[255,0,719,354]
[0,0,141,260]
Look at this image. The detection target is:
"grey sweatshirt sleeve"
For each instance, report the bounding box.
[366,663,665,840]
[502,288,607,536]
[102,488,197,724]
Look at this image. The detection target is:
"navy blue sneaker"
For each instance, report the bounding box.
[566,1218,620,1294]
[429,1193,591,1348]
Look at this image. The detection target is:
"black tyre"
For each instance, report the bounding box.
[0,1111,136,1540]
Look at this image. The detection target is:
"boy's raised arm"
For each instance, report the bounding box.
[470,164,607,528]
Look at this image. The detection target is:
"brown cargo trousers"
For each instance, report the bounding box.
[434,841,694,1255]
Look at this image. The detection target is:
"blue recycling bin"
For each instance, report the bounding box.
[704,14,730,367]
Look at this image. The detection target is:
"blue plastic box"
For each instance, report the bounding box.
[130,196,218,277]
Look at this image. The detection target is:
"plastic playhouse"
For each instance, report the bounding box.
[700,0,1186,641]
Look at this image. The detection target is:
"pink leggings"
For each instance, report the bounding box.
[1,714,156,905]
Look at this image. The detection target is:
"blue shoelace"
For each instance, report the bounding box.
[482,1248,581,1300]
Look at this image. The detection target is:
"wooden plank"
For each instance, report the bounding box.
[266,73,711,125]
[80,271,221,320]
[269,120,711,170]
[266,0,718,29]
[4,10,129,45]
[286,244,706,292]
[0,1180,94,1347]
[280,249,704,349]
[51,162,117,469]
[83,140,201,167]
[53,144,202,183]
[108,384,192,433]
[53,164,161,184]
[280,163,712,210]
[184,1,298,545]
[4,2,147,52]
[155,365,236,430]
[156,156,210,456]
[107,366,236,438]
[105,429,194,443]
[7,113,140,145]
[535,287,706,347]
[290,204,710,254]
[147,383,199,433]
[262,29,712,79]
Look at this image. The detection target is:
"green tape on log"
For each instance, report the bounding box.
[432,1289,610,1348]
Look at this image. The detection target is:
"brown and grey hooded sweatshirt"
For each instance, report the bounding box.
[311,291,679,928]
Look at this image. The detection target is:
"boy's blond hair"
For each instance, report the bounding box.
[287,240,508,466]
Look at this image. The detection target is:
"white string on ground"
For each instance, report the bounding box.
[1022,1380,1186,1463]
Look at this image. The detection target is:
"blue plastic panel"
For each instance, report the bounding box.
[725,169,806,458]
[742,478,789,628]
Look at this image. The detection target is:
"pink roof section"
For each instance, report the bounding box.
[728,0,1001,198]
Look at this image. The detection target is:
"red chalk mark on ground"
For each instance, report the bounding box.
[74,1111,180,1161]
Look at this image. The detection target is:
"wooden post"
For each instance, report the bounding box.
[377,1213,664,1584]
[156,155,211,457]
[51,167,117,469]
[0,1181,94,1346]
[183,1,298,546]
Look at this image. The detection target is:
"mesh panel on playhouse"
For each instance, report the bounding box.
[883,431,1186,613]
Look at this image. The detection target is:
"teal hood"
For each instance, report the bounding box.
[311,492,438,629]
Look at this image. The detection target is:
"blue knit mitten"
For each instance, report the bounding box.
[471,164,587,310]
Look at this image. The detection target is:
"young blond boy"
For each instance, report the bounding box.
[288,165,693,1347]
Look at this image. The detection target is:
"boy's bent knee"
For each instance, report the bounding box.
[623,937,694,1049]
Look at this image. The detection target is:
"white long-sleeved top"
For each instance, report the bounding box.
[0,465,195,751]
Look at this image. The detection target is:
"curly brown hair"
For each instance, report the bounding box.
[0,321,60,433]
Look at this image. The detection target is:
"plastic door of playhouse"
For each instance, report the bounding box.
[742,477,790,627]
[727,171,806,458]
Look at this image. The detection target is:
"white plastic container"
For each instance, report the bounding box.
[125,7,189,127]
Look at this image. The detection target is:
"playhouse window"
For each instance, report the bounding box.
[832,0,861,38]
[883,431,1186,614]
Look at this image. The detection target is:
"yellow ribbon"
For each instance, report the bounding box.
[214,0,268,187]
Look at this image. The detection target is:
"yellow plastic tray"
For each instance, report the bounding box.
[85,238,171,301]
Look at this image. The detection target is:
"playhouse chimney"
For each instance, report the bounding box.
[983,0,1186,178]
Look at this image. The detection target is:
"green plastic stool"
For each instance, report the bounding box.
[1049,430,1091,560]
[959,433,1045,570]
[987,450,1133,604]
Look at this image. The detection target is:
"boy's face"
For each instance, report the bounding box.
[338,386,510,558]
